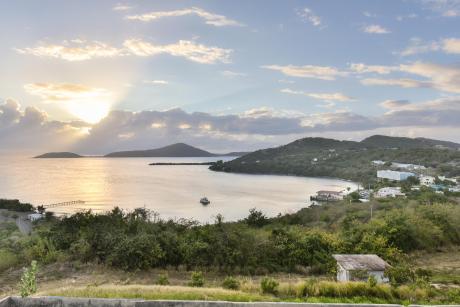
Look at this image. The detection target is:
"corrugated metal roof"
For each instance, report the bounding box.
[333,254,389,271]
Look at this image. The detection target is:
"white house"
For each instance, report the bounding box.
[420,175,435,186]
[333,254,390,283]
[377,170,415,181]
[27,213,43,221]
[372,160,385,166]
[376,187,406,198]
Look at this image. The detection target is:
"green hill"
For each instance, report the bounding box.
[210,135,460,183]
[105,143,217,157]
[361,135,460,149]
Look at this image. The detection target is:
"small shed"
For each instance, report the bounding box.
[333,254,390,283]
[27,213,43,222]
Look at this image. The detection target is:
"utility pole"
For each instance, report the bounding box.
[369,183,373,219]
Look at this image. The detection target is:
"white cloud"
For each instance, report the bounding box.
[362,24,390,34]
[15,39,125,61]
[349,63,398,74]
[113,4,132,11]
[363,11,377,18]
[361,78,432,89]
[297,7,322,27]
[143,80,169,85]
[443,38,460,53]
[281,88,354,102]
[262,64,347,80]
[123,39,232,64]
[125,7,244,27]
[24,83,113,123]
[399,37,460,56]
[18,39,232,64]
[421,0,460,17]
[361,62,460,94]
[221,70,246,78]
[398,37,440,56]
[379,99,410,109]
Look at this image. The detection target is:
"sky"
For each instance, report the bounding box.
[0,0,460,154]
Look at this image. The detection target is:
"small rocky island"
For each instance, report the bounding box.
[34,152,82,158]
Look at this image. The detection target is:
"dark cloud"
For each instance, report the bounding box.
[1,97,459,154]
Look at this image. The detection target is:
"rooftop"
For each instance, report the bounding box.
[333,254,389,271]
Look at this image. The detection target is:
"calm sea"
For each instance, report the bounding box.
[0,156,357,222]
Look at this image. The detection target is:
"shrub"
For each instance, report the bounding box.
[20,260,38,297]
[0,249,19,272]
[260,277,279,295]
[188,271,205,287]
[156,274,169,285]
[222,276,240,290]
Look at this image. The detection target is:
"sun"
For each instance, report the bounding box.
[66,101,111,124]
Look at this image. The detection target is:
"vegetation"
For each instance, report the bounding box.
[0,199,34,212]
[0,193,459,303]
[210,136,460,183]
[19,260,38,297]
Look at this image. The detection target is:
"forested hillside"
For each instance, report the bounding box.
[210,136,460,183]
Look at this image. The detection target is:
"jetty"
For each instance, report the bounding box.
[149,162,214,166]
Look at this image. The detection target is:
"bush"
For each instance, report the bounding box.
[188,271,205,287]
[20,260,38,297]
[260,277,279,295]
[222,276,240,290]
[0,249,19,272]
[156,274,169,285]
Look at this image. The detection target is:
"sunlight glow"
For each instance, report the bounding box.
[66,101,111,124]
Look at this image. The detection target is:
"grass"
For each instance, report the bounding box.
[41,285,274,302]
[411,248,460,285]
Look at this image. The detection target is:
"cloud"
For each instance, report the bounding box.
[398,37,440,56]
[349,63,398,74]
[398,37,460,56]
[0,99,88,152]
[262,64,347,80]
[361,78,431,88]
[143,80,169,85]
[443,38,460,53]
[297,7,322,27]
[2,97,460,153]
[24,83,112,103]
[113,4,132,11]
[363,11,377,18]
[24,83,113,124]
[361,62,460,94]
[15,39,125,61]
[221,70,246,78]
[362,24,391,34]
[421,0,460,17]
[281,88,354,102]
[379,99,411,109]
[17,39,232,64]
[125,7,244,27]
[123,39,232,64]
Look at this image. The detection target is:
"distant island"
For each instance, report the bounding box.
[35,143,249,158]
[210,135,460,183]
[34,152,82,158]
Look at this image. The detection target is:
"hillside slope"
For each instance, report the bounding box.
[210,135,460,183]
